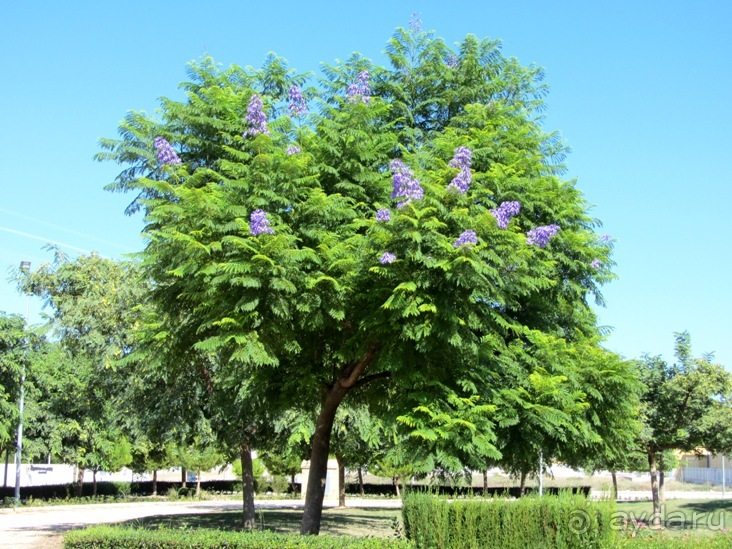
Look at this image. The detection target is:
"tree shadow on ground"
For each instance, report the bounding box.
[123,507,399,538]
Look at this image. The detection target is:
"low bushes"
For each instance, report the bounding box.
[402,490,615,548]
[62,525,409,548]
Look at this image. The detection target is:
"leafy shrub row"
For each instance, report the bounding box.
[402,491,615,548]
[62,525,409,548]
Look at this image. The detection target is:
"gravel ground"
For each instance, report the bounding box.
[0,498,401,549]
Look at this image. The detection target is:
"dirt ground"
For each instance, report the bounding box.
[0,498,401,548]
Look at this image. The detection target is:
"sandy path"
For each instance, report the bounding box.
[0,498,401,548]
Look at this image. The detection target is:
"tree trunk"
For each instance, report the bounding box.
[648,450,661,528]
[4,446,9,488]
[519,470,527,496]
[152,470,158,496]
[394,474,401,498]
[611,470,618,500]
[358,467,364,496]
[75,465,84,497]
[181,467,187,488]
[240,443,256,530]
[336,454,346,508]
[300,385,348,535]
[659,453,666,504]
[291,472,296,494]
[196,470,202,497]
[483,470,488,496]
[300,345,379,536]
[92,468,98,497]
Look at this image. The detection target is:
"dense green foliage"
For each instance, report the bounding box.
[62,525,409,548]
[96,23,629,533]
[14,251,144,491]
[0,312,30,455]
[402,491,616,548]
[636,332,732,524]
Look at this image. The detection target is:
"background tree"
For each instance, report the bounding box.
[637,331,732,526]
[16,250,145,494]
[0,313,29,464]
[99,24,615,535]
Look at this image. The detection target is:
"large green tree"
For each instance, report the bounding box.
[99,24,614,534]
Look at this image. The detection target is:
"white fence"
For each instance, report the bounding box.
[678,466,732,486]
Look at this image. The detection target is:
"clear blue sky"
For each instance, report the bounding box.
[2,0,730,367]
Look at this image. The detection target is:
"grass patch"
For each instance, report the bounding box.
[124,507,401,538]
[615,498,732,536]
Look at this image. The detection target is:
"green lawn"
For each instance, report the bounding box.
[615,498,732,536]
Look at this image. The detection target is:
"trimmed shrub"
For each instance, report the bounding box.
[62,525,410,548]
[402,490,616,548]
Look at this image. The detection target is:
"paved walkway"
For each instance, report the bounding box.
[0,498,401,549]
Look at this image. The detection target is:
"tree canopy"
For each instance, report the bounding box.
[98,24,618,534]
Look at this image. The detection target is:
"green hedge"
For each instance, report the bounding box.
[62,525,410,548]
[402,491,616,548]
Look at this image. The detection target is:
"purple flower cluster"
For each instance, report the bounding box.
[286,145,301,155]
[390,159,423,209]
[454,230,478,248]
[445,54,459,69]
[526,224,560,248]
[591,258,601,269]
[448,146,472,169]
[250,209,274,236]
[376,208,391,222]
[288,85,307,117]
[601,233,612,242]
[153,136,182,165]
[380,252,396,264]
[448,168,471,194]
[346,71,371,104]
[243,94,270,137]
[490,201,521,229]
[447,146,473,194]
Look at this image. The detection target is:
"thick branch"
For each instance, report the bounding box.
[353,370,391,390]
[339,343,380,389]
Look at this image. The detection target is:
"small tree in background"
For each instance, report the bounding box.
[637,332,732,526]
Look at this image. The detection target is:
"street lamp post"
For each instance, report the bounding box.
[14,260,31,506]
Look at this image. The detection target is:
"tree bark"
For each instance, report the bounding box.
[92,468,98,497]
[152,470,158,497]
[394,474,401,498]
[611,471,618,500]
[181,467,187,488]
[196,470,202,497]
[483,470,488,496]
[240,443,256,530]
[519,470,527,496]
[300,345,379,535]
[648,450,661,527]
[658,453,666,504]
[358,467,364,496]
[336,454,346,508]
[300,384,349,535]
[75,465,84,497]
[4,446,9,488]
